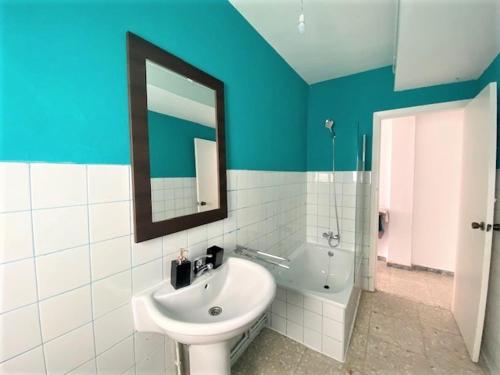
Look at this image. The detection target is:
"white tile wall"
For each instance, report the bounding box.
[306,171,372,289]
[306,171,358,250]
[0,211,34,263]
[0,162,306,374]
[269,285,359,363]
[150,177,198,221]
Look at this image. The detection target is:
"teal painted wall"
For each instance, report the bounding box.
[0,0,308,171]
[148,111,215,178]
[307,66,481,171]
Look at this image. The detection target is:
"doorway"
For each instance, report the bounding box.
[375,109,462,308]
[368,82,497,363]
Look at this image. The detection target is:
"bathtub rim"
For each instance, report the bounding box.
[229,243,355,309]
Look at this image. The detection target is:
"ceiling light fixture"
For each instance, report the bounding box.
[298,0,305,34]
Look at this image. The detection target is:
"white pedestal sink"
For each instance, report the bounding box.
[132,257,276,375]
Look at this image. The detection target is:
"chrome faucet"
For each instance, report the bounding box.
[322,231,340,248]
[192,254,213,278]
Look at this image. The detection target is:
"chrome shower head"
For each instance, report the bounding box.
[325,119,335,137]
[325,119,334,131]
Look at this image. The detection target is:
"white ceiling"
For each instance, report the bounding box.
[230,0,398,84]
[146,60,216,127]
[230,0,499,89]
[395,0,500,91]
[147,84,216,128]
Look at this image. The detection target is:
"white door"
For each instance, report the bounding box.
[453,83,497,362]
[194,138,219,212]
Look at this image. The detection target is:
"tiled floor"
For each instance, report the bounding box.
[233,291,487,374]
[376,260,454,309]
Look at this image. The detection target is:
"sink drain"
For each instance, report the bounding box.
[208,306,222,316]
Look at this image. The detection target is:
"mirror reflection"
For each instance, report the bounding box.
[146,60,219,222]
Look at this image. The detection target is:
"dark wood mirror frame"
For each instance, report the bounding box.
[126,32,227,243]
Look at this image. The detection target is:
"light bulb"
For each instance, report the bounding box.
[298,13,305,34]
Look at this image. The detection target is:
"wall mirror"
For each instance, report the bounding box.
[127,32,227,242]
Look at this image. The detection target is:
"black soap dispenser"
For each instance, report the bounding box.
[170,249,191,289]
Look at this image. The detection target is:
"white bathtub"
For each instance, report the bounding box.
[232,243,361,362]
[273,244,354,305]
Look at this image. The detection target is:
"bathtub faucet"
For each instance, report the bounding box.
[322,231,340,248]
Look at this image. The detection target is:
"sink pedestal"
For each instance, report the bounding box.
[189,341,230,375]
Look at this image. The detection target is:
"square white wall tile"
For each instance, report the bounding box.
[94,303,134,354]
[187,225,207,246]
[0,211,33,263]
[89,201,130,243]
[92,270,132,319]
[275,287,286,302]
[30,163,86,209]
[90,236,130,280]
[304,328,322,352]
[44,323,95,374]
[286,290,304,307]
[132,259,163,294]
[162,231,187,256]
[87,165,130,204]
[0,304,41,362]
[0,258,37,313]
[39,285,92,342]
[323,301,344,323]
[304,310,322,332]
[131,237,162,266]
[271,300,286,318]
[286,320,303,343]
[271,314,286,334]
[96,336,134,375]
[286,303,304,325]
[0,346,45,375]
[136,345,165,375]
[36,245,90,299]
[32,206,88,255]
[322,335,344,361]
[67,359,97,375]
[0,162,30,213]
[134,332,164,365]
[303,295,322,314]
[323,317,344,341]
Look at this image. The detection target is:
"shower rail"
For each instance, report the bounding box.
[234,245,290,269]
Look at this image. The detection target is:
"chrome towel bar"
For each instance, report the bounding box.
[234,245,290,269]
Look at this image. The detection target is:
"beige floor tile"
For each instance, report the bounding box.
[418,304,460,335]
[364,336,433,374]
[388,279,434,305]
[371,292,420,320]
[375,260,454,308]
[235,287,488,375]
[353,303,371,335]
[233,328,306,375]
[428,287,453,310]
[422,326,470,361]
[370,310,425,354]
[294,348,344,375]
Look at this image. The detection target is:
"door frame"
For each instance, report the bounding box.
[368,99,470,292]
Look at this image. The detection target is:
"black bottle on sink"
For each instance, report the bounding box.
[170,249,191,289]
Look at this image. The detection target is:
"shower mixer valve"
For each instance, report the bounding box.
[322,231,340,240]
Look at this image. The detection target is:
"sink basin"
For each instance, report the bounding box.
[132,256,276,374]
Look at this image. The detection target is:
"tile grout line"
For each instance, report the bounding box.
[127,166,138,375]
[28,162,49,375]
[84,165,99,370]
